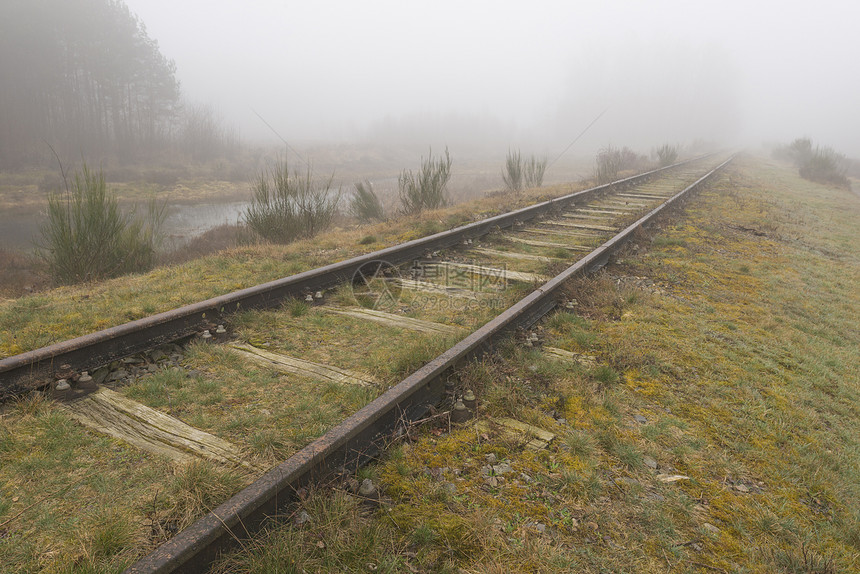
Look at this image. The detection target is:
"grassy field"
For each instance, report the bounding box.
[209,155,860,573]
[1,154,856,573]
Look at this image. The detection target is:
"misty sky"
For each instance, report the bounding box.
[125,0,860,155]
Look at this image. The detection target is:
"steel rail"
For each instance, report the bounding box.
[125,155,734,574]
[0,158,706,399]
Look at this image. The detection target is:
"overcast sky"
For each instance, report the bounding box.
[125,0,860,155]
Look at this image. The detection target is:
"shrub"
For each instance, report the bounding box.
[655,143,679,167]
[798,146,849,187]
[617,147,644,171]
[244,159,341,243]
[846,158,860,179]
[39,163,164,284]
[774,138,849,187]
[595,145,647,183]
[399,147,452,214]
[502,149,524,192]
[349,180,385,222]
[773,137,812,165]
[524,154,548,188]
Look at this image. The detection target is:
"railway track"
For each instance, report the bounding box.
[1,157,717,398]
[0,154,733,573]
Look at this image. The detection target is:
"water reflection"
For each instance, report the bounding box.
[0,201,248,252]
[160,201,247,250]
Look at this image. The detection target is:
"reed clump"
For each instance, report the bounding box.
[244,159,341,243]
[502,149,547,192]
[399,148,452,214]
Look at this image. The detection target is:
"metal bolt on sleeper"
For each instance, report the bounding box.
[358,478,377,497]
[451,399,471,423]
[463,389,477,411]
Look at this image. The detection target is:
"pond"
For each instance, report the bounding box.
[0,201,249,252]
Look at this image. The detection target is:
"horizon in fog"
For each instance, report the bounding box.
[125,0,860,156]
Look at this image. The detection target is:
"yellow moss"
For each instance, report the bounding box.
[623,369,663,397]
[562,394,589,424]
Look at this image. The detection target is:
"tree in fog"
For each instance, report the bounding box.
[0,0,181,167]
[180,103,240,163]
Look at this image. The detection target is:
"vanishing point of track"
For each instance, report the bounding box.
[0,154,735,573]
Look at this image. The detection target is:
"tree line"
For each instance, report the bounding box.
[0,0,236,169]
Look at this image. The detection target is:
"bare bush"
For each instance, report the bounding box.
[180,102,240,163]
[655,144,679,167]
[399,148,452,214]
[595,146,623,184]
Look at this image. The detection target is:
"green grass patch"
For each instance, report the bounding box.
[0,394,252,573]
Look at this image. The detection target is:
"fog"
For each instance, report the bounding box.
[121,0,860,156]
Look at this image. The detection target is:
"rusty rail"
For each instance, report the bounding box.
[125,155,734,573]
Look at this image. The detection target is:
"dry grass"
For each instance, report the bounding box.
[0,249,48,299]
[157,224,245,266]
[211,154,860,573]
